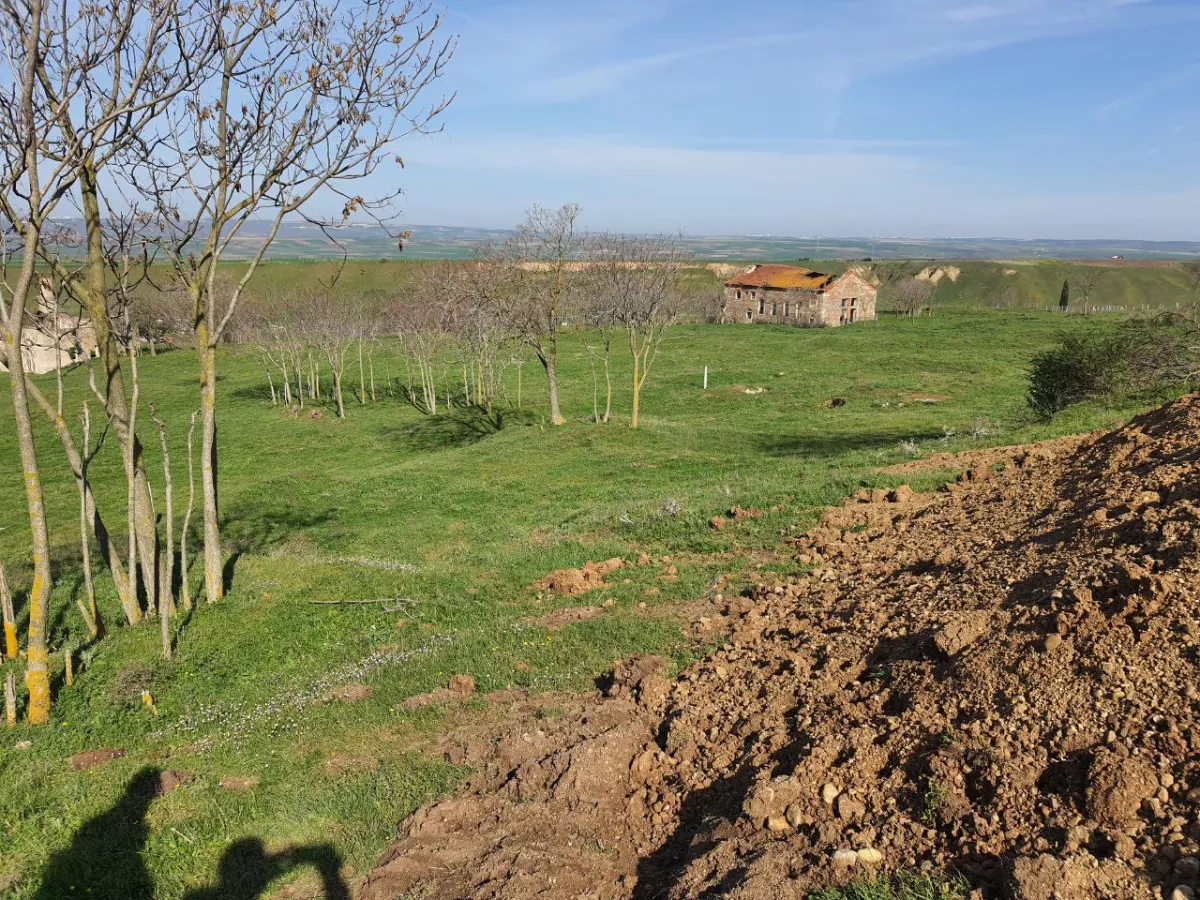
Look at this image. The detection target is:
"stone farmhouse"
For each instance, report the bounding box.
[721,264,877,327]
[0,281,98,376]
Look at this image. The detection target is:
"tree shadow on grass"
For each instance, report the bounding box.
[754,426,948,460]
[35,766,350,900]
[183,838,349,900]
[379,405,536,452]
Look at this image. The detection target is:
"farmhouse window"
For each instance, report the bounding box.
[758,296,765,314]
[745,309,752,320]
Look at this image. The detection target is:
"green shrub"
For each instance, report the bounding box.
[1027,316,1200,418]
[1026,331,1135,417]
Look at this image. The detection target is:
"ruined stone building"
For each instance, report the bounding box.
[721,264,877,327]
[0,281,98,376]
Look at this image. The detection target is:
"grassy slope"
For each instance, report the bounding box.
[0,311,1153,898]
[193,257,1200,312]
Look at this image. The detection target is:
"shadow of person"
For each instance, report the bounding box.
[35,767,163,900]
[184,837,349,900]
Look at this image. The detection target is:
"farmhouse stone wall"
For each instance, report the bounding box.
[721,270,877,328]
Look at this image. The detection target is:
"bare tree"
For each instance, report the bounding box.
[1072,267,1109,315]
[589,234,690,428]
[574,261,618,424]
[127,0,454,604]
[75,405,102,639]
[0,565,15,660]
[478,204,585,426]
[0,0,60,723]
[445,267,512,418]
[180,411,199,612]
[22,0,209,629]
[151,405,175,657]
[885,276,935,318]
[394,263,459,414]
[309,294,357,420]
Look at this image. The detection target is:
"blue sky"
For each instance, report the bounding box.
[389,0,1200,239]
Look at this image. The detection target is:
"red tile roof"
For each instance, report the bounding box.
[725,264,834,291]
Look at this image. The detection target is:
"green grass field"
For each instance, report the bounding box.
[158,256,1200,314]
[0,310,1161,898]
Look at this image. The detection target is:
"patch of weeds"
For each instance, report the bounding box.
[864,663,890,684]
[808,871,970,900]
[969,417,993,439]
[936,725,956,747]
[588,840,616,857]
[921,782,949,825]
[898,439,920,457]
[658,498,683,518]
[533,705,564,720]
[109,662,157,709]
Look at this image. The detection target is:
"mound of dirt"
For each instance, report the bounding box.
[362,396,1200,900]
[536,558,624,596]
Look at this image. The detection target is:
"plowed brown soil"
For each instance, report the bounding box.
[361,397,1200,900]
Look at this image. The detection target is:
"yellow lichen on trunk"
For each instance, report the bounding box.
[25,643,50,725]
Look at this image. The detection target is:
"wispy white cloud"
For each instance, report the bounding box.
[402,136,923,181]
[399,134,1200,239]
[1096,59,1200,115]
[523,33,800,103]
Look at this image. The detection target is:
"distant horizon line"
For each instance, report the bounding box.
[32,217,1200,247]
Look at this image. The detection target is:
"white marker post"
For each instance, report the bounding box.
[703,366,709,390]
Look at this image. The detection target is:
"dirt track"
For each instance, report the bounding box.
[361,396,1200,900]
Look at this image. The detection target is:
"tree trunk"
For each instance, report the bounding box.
[543,354,565,425]
[588,349,599,423]
[5,278,54,724]
[602,338,613,424]
[0,565,16,660]
[76,407,101,638]
[333,369,346,419]
[358,341,367,404]
[180,412,198,611]
[26,383,131,608]
[79,163,162,608]
[152,407,175,619]
[125,339,143,626]
[197,340,223,604]
[4,673,14,728]
[629,332,642,430]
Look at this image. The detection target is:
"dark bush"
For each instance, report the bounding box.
[1028,316,1200,417]
[1027,331,1135,417]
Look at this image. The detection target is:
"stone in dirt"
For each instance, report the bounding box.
[68,748,126,771]
[934,611,990,657]
[448,674,475,696]
[359,396,1200,900]
[1086,749,1159,827]
[535,558,624,596]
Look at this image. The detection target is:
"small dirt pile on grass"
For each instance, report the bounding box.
[363,396,1200,900]
[536,557,624,596]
